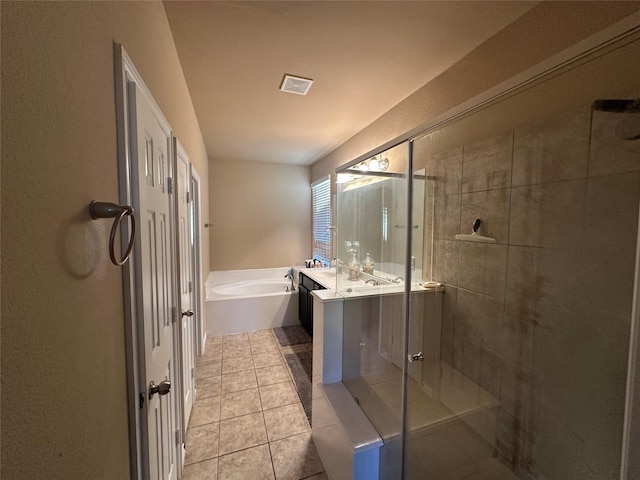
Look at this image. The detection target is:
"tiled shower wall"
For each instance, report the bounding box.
[420,101,640,478]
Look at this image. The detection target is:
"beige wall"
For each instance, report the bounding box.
[209,159,311,270]
[1,2,208,478]
[311,1,640,184]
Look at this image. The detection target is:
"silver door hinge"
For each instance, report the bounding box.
[171,306,178,323]
[188,281,193,293]
[186,191,191,204]
[191,367,194,380]
[175,428,181,446]
[168,177,174,194]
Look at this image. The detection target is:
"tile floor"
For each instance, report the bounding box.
[183,329,327,480]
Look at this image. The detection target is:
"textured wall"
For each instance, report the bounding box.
[209,159,311,270]
[310,1,640,184]
[1,1,208,478]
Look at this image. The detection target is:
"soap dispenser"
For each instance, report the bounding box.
[363,252,374,274]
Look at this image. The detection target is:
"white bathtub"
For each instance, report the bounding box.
[205,267,299,335]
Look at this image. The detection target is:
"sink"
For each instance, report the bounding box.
[312,270,336,279]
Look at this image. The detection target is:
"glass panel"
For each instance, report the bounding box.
[404,56,640,479]
[336,141,447,477]
[336,142,411,477]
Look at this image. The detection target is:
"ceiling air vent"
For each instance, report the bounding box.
[280,74,313,96]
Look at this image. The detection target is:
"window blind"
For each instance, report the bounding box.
[312,178,331,264]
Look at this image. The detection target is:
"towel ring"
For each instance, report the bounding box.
[89,201,136,266]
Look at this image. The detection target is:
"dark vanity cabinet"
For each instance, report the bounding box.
[298,272,326,335]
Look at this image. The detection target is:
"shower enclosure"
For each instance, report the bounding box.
[321,26,640,480]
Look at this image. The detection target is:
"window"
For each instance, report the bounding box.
[312,177,331,265]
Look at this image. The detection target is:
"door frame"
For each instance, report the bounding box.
[114,43,183,480]
[173,137,196,468]
[189,168,206,356]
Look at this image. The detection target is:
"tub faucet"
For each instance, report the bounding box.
[392,276,404,283]
[365,279,379,286]
[284,271,296,291]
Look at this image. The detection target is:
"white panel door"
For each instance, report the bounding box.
[175,141,195,430]
[129,81,177,480]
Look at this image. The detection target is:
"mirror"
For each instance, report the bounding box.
[335,143,426,287]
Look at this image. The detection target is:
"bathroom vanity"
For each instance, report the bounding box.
[297,269,330,335]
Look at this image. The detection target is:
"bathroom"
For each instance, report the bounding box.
[2,2,640,480]
[202,20,640,479]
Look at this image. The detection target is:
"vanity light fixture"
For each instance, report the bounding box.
[351,155,389,172]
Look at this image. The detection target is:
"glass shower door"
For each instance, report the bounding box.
[336,141,414,478]
[403,43,640,479]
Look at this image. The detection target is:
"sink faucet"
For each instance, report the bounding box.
[392,276,404,283]
[284,270,296,291]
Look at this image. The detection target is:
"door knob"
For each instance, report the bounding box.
[408,352,424,363]
[149,380,171,399]
[181,309,194,317]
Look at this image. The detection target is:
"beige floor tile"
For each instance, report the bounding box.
[182,457,218,480]
[259,381,300,410]
[223,332,248,343]
[222,354,254,375]
[223,342,251,358]
[189,395,221,427]
[218,412,268,456]
[252,352,284,368]
[220,388,261,420]
[198,345,223,364]
[206,335,223,347]
[221,369,257,394]
[185,423,219,466]
[251,341,281,355]
[196,360,222,379]
[248,329,275,342]
[217,444,274,480]
[250,335,279,345]
[255,365,292,386]
[197,375,222,399]
[270,431,324,480]
[263,403,310,442]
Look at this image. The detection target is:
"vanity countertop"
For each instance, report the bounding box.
[295,266,444,301]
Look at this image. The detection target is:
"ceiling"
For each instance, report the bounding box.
[163,1,537,166]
